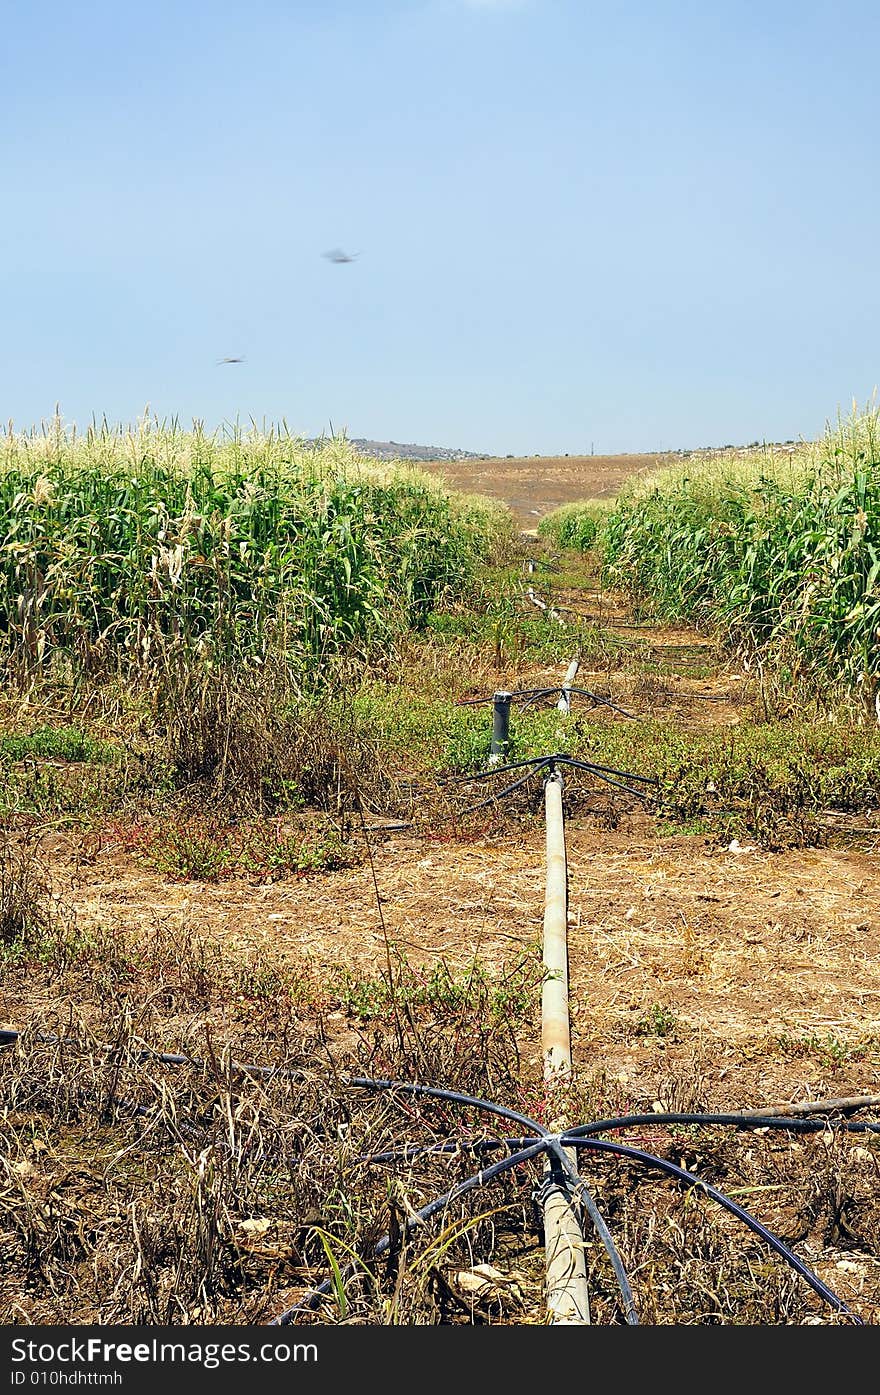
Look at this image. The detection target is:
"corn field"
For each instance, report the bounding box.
[545,405,880,699]
[536,499,609,551]
[0,417,512,688]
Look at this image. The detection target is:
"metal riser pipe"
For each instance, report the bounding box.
[489,690,512,766]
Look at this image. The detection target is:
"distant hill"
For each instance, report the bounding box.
[348,438,486,463]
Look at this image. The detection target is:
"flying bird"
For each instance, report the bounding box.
[217,356,245,364]
[323,248,360,263]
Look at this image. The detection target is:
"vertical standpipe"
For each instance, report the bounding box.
[489,690,512,765]
[541,768,591,1324]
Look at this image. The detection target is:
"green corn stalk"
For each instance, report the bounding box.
[0,416,513,690]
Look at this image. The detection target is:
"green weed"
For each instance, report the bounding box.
[0,726,114,763]
[634,1002,679,1039]
[776,1030,873,1068]
[336,956,539,1025]
[146,818,347,883]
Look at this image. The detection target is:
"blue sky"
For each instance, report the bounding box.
[2,0,878,455]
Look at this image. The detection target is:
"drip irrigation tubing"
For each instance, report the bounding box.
[358,1128,873,1325]
[0,1027,639,1327]
[363,1138,541,1165]
[360,1097,880,1167]
[6,1029,876,1138]
[559,757,655,785]
[474,764,650,810]
[446,754,654,813]
[1,1029,873,1323]
[0,1028,283,1079]
[456,688,559,706]
[4,583,874,1329]
[465,763,559,812]
[339,1078,861,1326]
[448,753,560,782]
[457,687,636,719]
[577,1137,864,1324]
[564,1110,880,1138]
[449,753,655,789]
[268,1140,551,1325]
[556,686,637,718]
[270,1120,638,1324]
[550,759,653,800]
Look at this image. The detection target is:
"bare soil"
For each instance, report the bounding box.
[38,816,880,1102]
[419,452,665,527]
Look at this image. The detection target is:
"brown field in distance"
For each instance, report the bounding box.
[418,452,672,528]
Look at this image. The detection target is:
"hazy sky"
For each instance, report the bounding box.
[2,0,878,455]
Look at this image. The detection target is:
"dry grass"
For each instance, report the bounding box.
[3,997,878,1324]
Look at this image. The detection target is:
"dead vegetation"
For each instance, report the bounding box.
[2,986,878,1325]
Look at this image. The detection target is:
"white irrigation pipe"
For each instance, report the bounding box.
[541,768,591,1324]
[556,653,581,714]
[526,586,565,625]
[542,773,571,1081]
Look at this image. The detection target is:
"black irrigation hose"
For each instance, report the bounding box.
[450,751,655,789]
[449,753,654,809]
[578,1137,865,1325]
[361,1112,880,1324]
[0,1029,283,1079]
[558,757,656,785]
[363,1137,539,1165]
[447,754,557,783]
[362,1127,867,1326]
[346,1079,872,1323]
[517,690,567,713]
[343,1076,639,1324]
[570,1175,640,1325]
[456,687,636,719]
[364,1099,880,1168]
[456,689,554,707]
[564,1111,880,1139]
[546,755,653,802]
[516,688,636,720]
[269,1140,549,1325]
[2,1031,871,1323]
[343,1075,552,1139]
[562,687,637,719]
[270,1092,637,1323]
[464,765,556,813]
[360,1114,870,1327]
[0,1033,638,1322]
[556,761,652,801]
